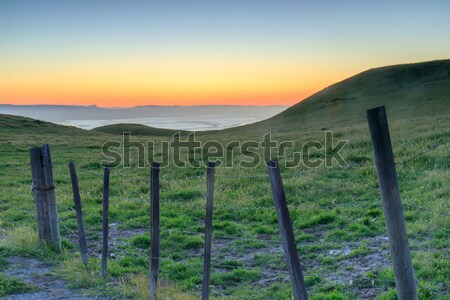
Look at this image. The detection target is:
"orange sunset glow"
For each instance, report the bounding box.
[1,1,450,107]
[1,57,350,107]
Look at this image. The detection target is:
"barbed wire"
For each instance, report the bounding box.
[161,228,281,245]
[402,203,450,217]
[396,139,450,166]
[64,195,448,217]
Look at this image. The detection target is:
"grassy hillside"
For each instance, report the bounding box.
[1,113,448,299]
[218,59,450,135]
[0,114,185,138]
[0,114,88,136]
[86,59,450,137]
[92,123,189,137]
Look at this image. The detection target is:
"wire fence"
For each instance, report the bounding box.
[0,137,449,298]
[0,137,448,175]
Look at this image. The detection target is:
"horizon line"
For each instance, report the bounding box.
[0,103,290,109]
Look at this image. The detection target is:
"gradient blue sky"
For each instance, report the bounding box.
[1,0,449,106]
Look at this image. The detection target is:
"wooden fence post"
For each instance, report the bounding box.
[367,106,417,300]
[149,162,160,300]
[267,160,308,300]
[202,162,215,300]
[101,167,110,279]
[42,144,61,252]
[69,161,88,265]
[30,147,50,243]
[30,145,61,251]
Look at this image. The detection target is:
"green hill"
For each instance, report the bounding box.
[0,115,187,138]
[92,123,189,136]
[221,59,450,134]
[0,114,87,135]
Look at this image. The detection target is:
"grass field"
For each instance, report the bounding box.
[0,60,449,299]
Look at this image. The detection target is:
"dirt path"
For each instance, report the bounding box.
[0,222,147,300]
[210,234,391,299]
[3,256,104,300]
[1,224,392,299]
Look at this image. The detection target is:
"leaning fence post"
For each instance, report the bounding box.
[69,162,88,265]
[367,106,417,300]
[149,162,160,300]
[202,162,215,300]
[267,160,308,300]
[101,167,110,279]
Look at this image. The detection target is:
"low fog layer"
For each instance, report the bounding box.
[0,105,287,131]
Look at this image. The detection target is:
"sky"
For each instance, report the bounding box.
[1,0,450,107]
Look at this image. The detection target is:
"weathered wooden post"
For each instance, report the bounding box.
[267,160,308,300]
[69,161,88,265]
[367,106,417,300]
[101,167,110,279]
[30,147,50,244]
[202,162,215,300]
[149,162,160,300]
[30,144,61,252]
